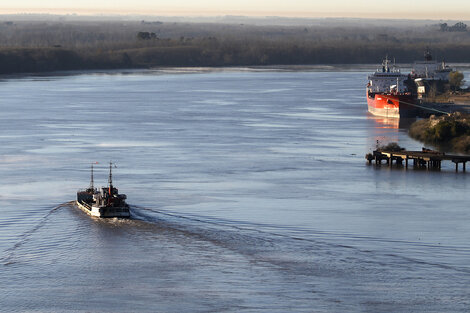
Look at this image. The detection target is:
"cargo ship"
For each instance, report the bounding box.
[412,50,453,99]
[411,49,452,81]
[367,57,418,118]
[76,162,130,218]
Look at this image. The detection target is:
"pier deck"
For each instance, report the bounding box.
[366,148,470,171]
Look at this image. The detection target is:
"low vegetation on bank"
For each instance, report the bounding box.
[377,142,404,152]
[0,17,470,74]
[409,113,470,153]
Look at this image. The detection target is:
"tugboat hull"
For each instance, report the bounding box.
[76,200,130,218]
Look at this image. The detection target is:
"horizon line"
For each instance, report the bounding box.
[0,9,469,21]
[0,13,467,22]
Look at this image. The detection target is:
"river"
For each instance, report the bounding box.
[1,68,469,312]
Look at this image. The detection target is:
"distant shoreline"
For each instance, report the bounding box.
[0,64,381,78]
[2,63,470,81]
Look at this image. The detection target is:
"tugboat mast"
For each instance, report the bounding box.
[90,163,94,190]
[108,161,113,189]
[107,161,114,205]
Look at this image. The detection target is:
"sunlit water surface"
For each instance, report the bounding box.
[1,68,470,312]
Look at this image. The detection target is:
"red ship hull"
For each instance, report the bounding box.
[367,91,418,118]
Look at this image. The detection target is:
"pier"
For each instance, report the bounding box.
[366,148,470,172]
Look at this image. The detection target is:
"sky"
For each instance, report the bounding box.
[1,0,470,20]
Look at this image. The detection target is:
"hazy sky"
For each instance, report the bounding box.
[1,0,469,19]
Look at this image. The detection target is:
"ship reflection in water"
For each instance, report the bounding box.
[367,114,417,149]
[370,115,416,129]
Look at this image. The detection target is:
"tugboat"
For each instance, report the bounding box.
[76,162,130,218]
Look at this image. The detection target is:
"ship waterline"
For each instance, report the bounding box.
[75,199,130,218]
[367,92,418,118]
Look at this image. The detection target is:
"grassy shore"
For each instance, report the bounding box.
[409,112,470,153]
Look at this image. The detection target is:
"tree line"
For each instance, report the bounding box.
[0,19,470,74]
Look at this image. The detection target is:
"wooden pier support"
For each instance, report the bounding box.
[396,157,403,165]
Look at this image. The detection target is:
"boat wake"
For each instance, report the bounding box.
[129,205,470,276]
[129,205,276,255]
[1,201,72,266]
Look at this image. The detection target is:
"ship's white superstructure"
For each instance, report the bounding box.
[411,50,452,81]
[367,58,409,94]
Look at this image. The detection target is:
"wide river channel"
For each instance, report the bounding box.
[1,68,469,312]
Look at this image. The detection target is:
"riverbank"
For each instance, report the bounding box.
[409,112,470,153]
[447,92,470,108]
[419,91,470,117]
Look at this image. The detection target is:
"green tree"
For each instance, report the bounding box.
[449,71,464,91]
